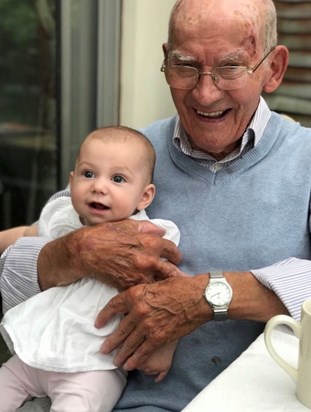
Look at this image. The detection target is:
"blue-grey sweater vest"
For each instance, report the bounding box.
[114,112,311,412]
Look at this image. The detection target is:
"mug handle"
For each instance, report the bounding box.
[264,314,300,382]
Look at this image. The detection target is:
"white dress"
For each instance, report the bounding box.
[0,197,180,373]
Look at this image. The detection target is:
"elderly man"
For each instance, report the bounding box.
[2,0,311,411]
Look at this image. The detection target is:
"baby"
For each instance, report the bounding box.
[0,126,180,412]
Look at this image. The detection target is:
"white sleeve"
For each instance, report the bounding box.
[149,218,180,246]
[38,197,81,238]
[130,210,180,246]
[251,257,311,321]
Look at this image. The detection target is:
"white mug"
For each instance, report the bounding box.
[264,299,311,409]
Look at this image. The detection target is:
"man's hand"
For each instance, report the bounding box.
[95,274,210,371]
[38,219,182,290]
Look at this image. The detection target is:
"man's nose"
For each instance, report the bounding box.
[191,73,223,104]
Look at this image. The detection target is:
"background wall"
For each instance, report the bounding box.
[264,1,311,127]
[120,0,176,129]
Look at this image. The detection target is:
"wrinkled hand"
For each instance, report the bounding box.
[38,219,181,290]
[95,274,209,370]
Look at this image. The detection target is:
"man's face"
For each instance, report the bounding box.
[165,0,273,160]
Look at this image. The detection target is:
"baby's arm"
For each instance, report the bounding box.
[0,225,38,253]
[139,339,178,382]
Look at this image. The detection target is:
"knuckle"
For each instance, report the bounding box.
[126,284,143,300]
[141,233,161,250]
[132,253,146,268]
[125,287,149,315]
[154,329,166,344]
[135,301,149,318]
[152,331,166,345]
[135,254,156,271]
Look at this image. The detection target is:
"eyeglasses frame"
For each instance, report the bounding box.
[160,46,276,90]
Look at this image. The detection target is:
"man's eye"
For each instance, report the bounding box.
[112,175,125,183]
[84,170,95,178]
[217,66,245,79]
[173,65,197,77]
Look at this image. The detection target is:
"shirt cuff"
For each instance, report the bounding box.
[251,257,311,321]
[0,236,50,313]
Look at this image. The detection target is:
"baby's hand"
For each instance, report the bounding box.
[139,340,178,382]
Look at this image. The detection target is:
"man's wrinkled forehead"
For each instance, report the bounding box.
[170,0,263,53]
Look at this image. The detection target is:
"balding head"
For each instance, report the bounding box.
[167,0,277,55]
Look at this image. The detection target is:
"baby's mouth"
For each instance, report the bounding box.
[89,202,110,210]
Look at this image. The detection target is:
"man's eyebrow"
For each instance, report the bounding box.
[169,51,195,63]
[169,49,249,65]
[218,51,246,65]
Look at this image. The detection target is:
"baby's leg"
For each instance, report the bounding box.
[0,355,42,411]
[47,369,126,412]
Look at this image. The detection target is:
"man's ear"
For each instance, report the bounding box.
[137,184,156,211]
[162,43,169,60]
[263,45,289,94]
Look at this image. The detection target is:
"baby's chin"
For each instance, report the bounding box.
[83,215,110,226]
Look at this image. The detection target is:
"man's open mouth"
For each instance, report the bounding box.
[197,109,230,118]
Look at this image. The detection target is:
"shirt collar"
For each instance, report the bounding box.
[173,96,271,163]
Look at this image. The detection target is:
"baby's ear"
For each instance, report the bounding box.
[69,171,74,191]
[137,184,156,210]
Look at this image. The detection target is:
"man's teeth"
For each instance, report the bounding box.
[197,110,224,118]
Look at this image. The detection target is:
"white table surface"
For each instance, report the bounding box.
[182,327,310,411]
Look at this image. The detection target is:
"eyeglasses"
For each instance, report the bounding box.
[160,47,276,91]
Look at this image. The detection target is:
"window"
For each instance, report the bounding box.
[0,0,121,229]
[0,0,57,228]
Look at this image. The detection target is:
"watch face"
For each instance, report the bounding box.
[205,281,232,306]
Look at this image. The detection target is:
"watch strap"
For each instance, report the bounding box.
[210,271,227,321]
[209,271,224,279]
[213,305,228,321]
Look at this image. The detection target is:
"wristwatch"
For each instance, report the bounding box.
[204,271,233,321]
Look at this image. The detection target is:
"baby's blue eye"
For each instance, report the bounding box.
[112,175,125,183]
[84,170,95,178]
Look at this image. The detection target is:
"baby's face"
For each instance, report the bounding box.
[70,136,154,225]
